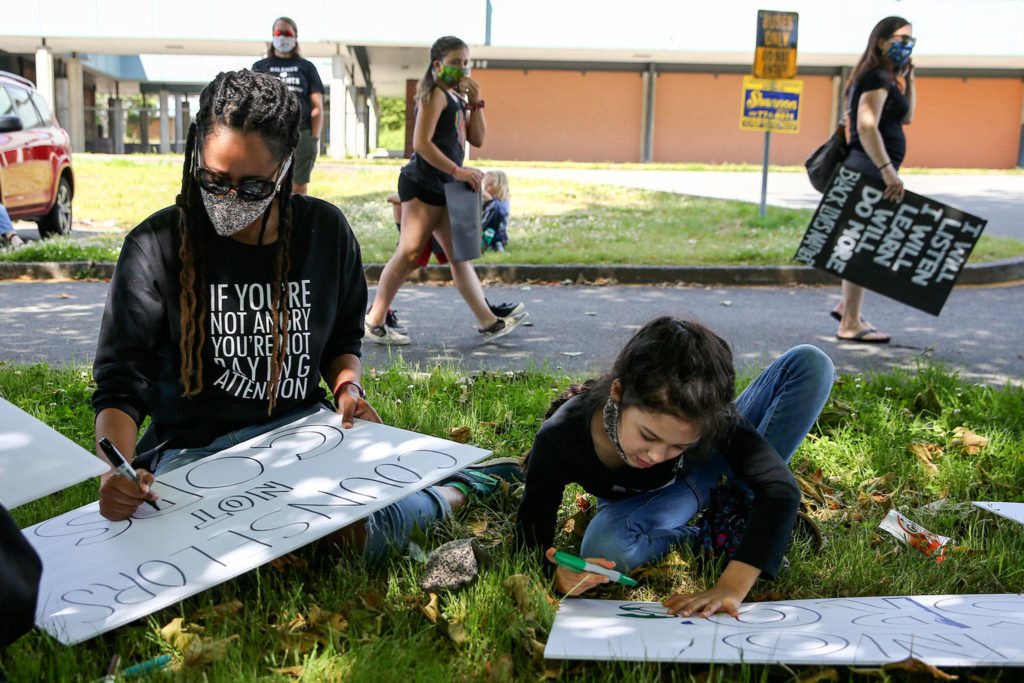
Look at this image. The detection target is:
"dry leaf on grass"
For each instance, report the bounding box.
[448,426,471,443]
[269,552,308,572]
[419,592,440,624]
[183,634,239,667]
[798,668,840,682]
[160,617,201,652]
[952,426,988,455]
[485,653,515,682]
[436,615,468,646]
[268,665,305,678]
[909,443,940,476]
[852,656,959,680]
[190,600,243,621]
[562,508,591,538]
[503,574,536,614]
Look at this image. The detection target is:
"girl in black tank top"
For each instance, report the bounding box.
[364,36,527,346]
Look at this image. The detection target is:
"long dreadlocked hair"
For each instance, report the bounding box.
[176,69,300,415]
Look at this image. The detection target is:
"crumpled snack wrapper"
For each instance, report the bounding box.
[878,509,952,562]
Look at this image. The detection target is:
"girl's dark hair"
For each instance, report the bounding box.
[176,69,300,414]
[267,16,300,58]
[546,317,737,442]
[847,16,910,98]
[416,35,468,105]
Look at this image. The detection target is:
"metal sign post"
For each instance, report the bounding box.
[748,10,799,218]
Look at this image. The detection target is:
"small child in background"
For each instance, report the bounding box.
[481,170,510,252]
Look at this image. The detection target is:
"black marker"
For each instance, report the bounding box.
[98,438,160,511]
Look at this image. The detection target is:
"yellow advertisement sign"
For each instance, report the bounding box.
[740,77,803,134]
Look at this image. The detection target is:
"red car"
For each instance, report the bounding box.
[0,70,74,238]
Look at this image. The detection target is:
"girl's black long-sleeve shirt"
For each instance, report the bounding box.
[92,195,366,449]
[514,393,801,579]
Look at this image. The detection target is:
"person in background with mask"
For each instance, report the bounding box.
[253,16,324,195]
[831,16,916,344]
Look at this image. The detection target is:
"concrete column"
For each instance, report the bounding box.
[158,90,170,154]
[173,93,184,153]
[345,81,359,158]
[65,56,86,153]
[329,54,348,159]
[109,97,124,154]
[34,46,55,115]
[367,95,378,154]
[54,77,70,129]
[139,106,149,151]
[641,63,656,162]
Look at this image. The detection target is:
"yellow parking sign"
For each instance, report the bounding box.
[740,76,802,134]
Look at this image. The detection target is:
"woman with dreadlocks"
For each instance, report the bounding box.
[92,71,521,561]
[92,68,371,514]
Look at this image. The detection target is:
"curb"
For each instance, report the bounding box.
[2,256,1023,286]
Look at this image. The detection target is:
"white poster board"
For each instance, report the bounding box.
[0,397,109,509]
[973,502,1024,527]
[545,596,1024,666]
[25,411,490,645]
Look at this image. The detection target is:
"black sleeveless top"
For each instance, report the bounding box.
[848,67,909,169]
[400,87,467,193]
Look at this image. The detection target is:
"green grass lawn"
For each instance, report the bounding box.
[4,156,1022,267]
[3,361,1023,681]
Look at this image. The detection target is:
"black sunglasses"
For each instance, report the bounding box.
[194,149,292,201]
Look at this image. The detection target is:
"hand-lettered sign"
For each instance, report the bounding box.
[793,165,987,315]
[25,412,490,645]
[0,397,110,509]
[545,596,1024,666]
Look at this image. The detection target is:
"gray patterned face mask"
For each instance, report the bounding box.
[201,188,276,237]
[602,397,630,465]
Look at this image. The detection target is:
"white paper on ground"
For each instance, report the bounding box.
[545,595,1024,666]
[0,397,110,509]
[973,501,1024,526]
[26,412,490,645]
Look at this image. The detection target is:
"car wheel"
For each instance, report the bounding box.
[38,176,73,238]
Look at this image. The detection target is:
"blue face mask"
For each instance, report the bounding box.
[887,39,914,67]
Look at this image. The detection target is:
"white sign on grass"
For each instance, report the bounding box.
[973,502,1024,527]
[26,411,489,645]
[545,596,1024,666]
[0,397,110,509]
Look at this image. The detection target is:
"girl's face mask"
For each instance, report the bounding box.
[437,65,467,87]
[886,36,915,68]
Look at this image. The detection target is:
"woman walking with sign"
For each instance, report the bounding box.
[832,16,916,343]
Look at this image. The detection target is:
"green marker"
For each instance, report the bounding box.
[553,551,638,586]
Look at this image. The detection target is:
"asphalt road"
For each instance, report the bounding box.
[3,279,1022,384]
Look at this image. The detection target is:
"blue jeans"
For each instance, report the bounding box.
[151,403,452,565]
[579,345,834,572]
[0,204,14,236]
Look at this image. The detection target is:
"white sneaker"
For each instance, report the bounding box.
[365,319,411,345]
[479,312,528,343]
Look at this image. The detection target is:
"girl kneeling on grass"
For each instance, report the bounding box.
[515,317,834,617]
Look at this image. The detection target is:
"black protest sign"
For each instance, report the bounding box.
[794,165,986,316]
